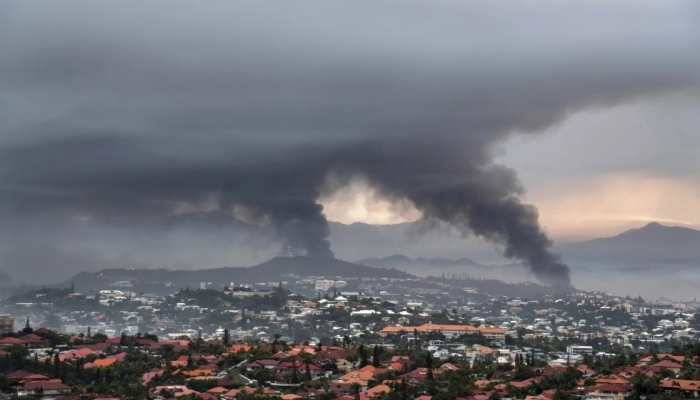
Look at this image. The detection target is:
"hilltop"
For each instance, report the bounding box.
[59,256,413,295]
[557,222,700,264]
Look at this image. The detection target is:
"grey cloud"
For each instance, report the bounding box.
[1,0,699,285]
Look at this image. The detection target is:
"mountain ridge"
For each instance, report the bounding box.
[556,222,700,264]
[59,256,413,295]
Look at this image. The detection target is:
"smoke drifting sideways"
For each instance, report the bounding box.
[1,1,699,286]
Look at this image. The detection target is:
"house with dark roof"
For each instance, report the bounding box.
[5,371,32,380]
[0,337,23,347]
[247,359,278,371]
[19,380,71,396]
[585,384,632,400]
[651,360,683,374]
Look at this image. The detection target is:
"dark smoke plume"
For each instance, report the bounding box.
[1,1,699,285]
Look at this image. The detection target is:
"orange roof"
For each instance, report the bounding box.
[340,371,375,381]
[595,375,629,385]
[641,354,685,363]
[389,363,404,371]
[161,340,190,346]
[287,347,315,356]
[338,377,369,386]
[224,386,255,397]
[475,380,491,388]
[229,344,251,353]
[652,360,683,369]
[660,380,700,391]
[367,385,391,395]
[142,371,163,384]
[93,358,118,367]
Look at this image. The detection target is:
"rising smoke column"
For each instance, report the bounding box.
[0,1,698,283]
[331,138,572,285]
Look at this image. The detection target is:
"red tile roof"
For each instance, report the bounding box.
[652,360,683,369]
[0,337,23,345]
[23,381,71,391]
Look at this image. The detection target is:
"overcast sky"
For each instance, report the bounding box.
[324,92,700,240]
[1,1,699,283]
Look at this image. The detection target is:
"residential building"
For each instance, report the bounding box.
[567,345,594,356]
[314,279,335,292]
[0,314,14,334]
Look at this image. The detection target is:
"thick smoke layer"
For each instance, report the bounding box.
[1,1,699,285]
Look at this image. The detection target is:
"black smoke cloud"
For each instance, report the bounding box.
[1,1,699,285]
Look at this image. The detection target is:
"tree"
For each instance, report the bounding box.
[291,359,299,383]
[60,360,68,381]
[272,333,280,353]
[305,358,312,381]
[22,318,33,335]
[413,329,421,353]
[351,383,362,400]
[223,328,230,345]
[630,372,659,399]
[44,355,51,374]
[426,352,434,380]
[53,353,60,378]
[553,390,571,400]
[359,345,368,368]
[372,346,382,368]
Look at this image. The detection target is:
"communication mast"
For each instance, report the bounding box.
[285,245,294,258]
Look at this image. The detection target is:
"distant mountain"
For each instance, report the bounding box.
[557,222,700,264]
[60,256,412,295]
[329,221,504,263]
[352,254,512,279]
[357,254,485,269]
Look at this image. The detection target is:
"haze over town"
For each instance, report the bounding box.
[1,2,700,297]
